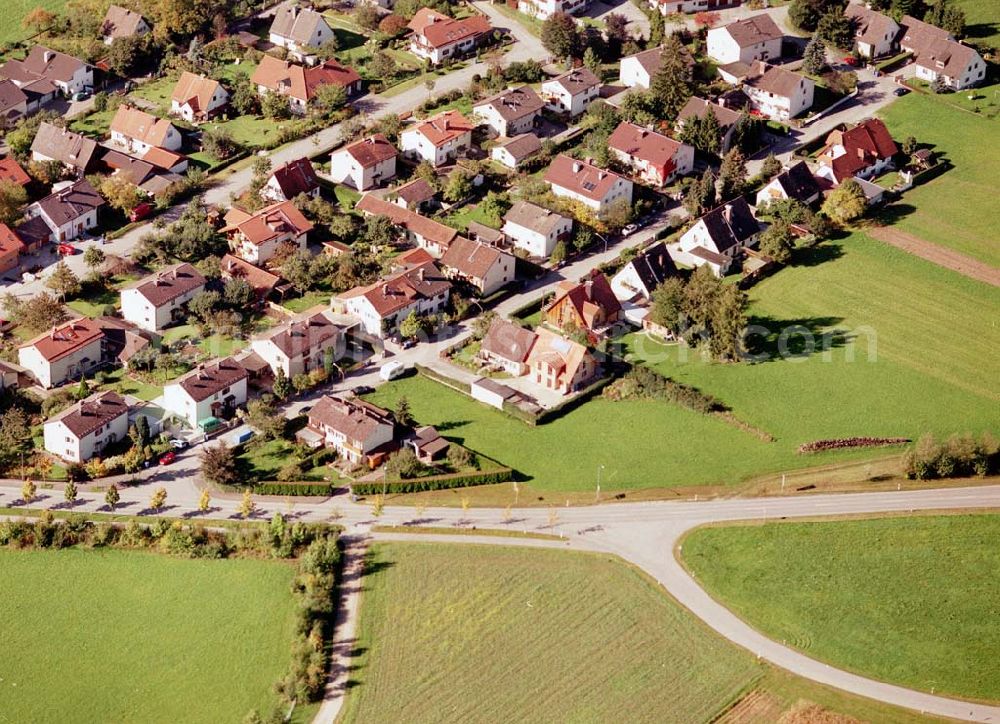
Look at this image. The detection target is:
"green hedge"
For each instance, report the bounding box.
[253,482,337,496]
[351,468,513,495]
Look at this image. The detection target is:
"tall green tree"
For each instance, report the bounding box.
[45,261,81,300]
[105,483,120,511]
[802,35,827,73]
[822,178,868,224]
[541,12,580,60]
[718,148,747,202]
[759,219,795,264]
[649,36,692,121]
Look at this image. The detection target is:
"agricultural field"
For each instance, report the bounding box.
[340,542,933,723]
[369,232,1000,493]
[0,548,299,723]
[878,92,1000,266]
[682,514,1000,702]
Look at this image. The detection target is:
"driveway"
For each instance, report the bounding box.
[584,0,650,40]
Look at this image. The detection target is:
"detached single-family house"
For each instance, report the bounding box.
[223,200,313,265]
[0,156,31,186]
[140,146,189,175]
[101,5,151,45]
[541,68,601,117]
[18,318,106,389]
[170,72,228,123]
[844,4,899,59]
[21,179,104,244]
[608,121,694,187]
[707,14,783,65]
[163,358,249,429]
[407,8,492,65]
[268,3,336,63]
[479,318,538,376]
[0,80,28,127]
[619,46,693,90]
[0,224,25,274]
[100,148,184,197]
[300,395,395,464]
[473,86,544,138]
[676,97,742,154]
[755,160,822,207]
[440,236,516,296]
[30,122,99,175]
[0,45,92,98]
[526,327,597,395]
[250,308,346,378]
[652,0,739,14]
[544,154,633,218]
[355,194,458,257]
[44,391,130,462]
[674,196,760,277]
[333,250,451,337]
[109,104,182,154]
[517,0,589,20]
[490,133,542,169]
[610,242,680,302]
[220,254,282,308]
[262,157,321,203]
[898,15,987,90]
[544,270,623,339]
[815,118,898,185]
[120,262,207,333]
[741,61,814,121]
[251,55,362,115]
[330,134,398,191]
[401,110,474,167]
[388,178,437,212]
[502,200,571,258]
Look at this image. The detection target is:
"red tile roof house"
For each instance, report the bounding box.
[99,148,185,197]
[20,179,105,244]
[222,200,313,265]
[526,327,597,395]
[543,270,624,340]
[0,156,31,187]
[608,121,695,187]
[0,224,26,274]
[299,394,396,465]
[472,86,544,138]
[674,196,760,277]
[478,317,538,376]
[109,104,182,155]
[815,118,899,185]
[406,8,493,65]
[330,135,398,191]
[251,55,362,116]
[333,249,452,337]
[43,390,130,462]
[440,236,516,296]
[120,262,207,333]
[0,45,93,102]
[544,154,633,218]
[400,110,475,167]
[676,97,742,154]
[268,3,337,65]
[249,308,346,378]
[170,72,229,123]
[355,194,458,257]
[262,157,321,203]
[163,357,249,430]
[18,318,107,388]
[30,122,100,176]
[220,253,282,308]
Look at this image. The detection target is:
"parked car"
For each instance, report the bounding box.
[352,385,375,396]
[842,56,858,66]
[130,202,154,222]
[72,90,91,101]
[57,243,75,255]
[169,438,189,450]
[159,451,177,465]
[401,337,416,350]
[893,87,910,97]
[622,224,638,237]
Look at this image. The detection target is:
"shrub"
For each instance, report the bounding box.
[352,468,513,495]
[902,432,1000,480]
[603,366,722,414]
[797,437,910,453]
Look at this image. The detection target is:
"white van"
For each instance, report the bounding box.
[379,360,406,381]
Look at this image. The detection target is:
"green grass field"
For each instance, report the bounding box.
[340,542,935,723]
[0,0,68,45]
[950,0,1000,45]
[879,92,1000,266]
[369,233,999,493]
[682,514,1000,702]
[0,548,299,722]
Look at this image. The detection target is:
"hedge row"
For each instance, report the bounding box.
[254,482,338,496]
[798,437,910,454]
[352,467,513,495]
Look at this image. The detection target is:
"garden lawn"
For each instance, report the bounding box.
[69,107,115,138]
[202,116,309,151]
[0,548,299,723]
[340,543,761,723]
[129,75,176,116]
[443,202,501,231]
[240,438,326,481]
[878,92,1000,266]
[282,291,331,314]
[682,514,1000,702]
[949,0,1000,45]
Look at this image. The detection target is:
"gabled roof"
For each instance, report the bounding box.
[0,156,30,185]
[125,262,206,308]
[223,200,313,246]
[221,254,281,295]
[101,5,148,39]
[715,13,783,47]
[0,223,26,257]
[526,327,590,382]
[899,16,982,78]
[696,196,760,253]
[47,390,129,438]
[269,157,320,198]
[0,79,27,115]
[33,179,105,227]
[440,236,513,280]
[339,257,451,317]
[494,133,542,161]
[503,200,570,235]
[544,67,601,95]
[393,178,436,206]
[408,8,492,49]
[255,309,343,359]
[544,154,627,202]
[623,242,679,295]
[677,96,742,129]
[269,4,332,46]
[141,146,187,171]
[308,394,393,442]
[819,118,898,181]
[844,5,899,47]
[30,122,98,169]
[252,55,309,100]
[743,61,810,99]
[355,194,457,247]
[110,105,177,147]
[546,269,622,329]
[407,110,475,147]
[20,318,104,362]
[171,72,225,112]
[607,121,686,170]
[338,134,397,168]
[474,86,544,122]
[621,45,694,76]
[466,220,504,246]
[480,318,536,364]
[768,161,821,203]
[0,46,88,86]
[173,357,248,402]
[306,58,361,92]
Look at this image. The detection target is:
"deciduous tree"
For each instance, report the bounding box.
[822,178,868,223]
[45,261,81,300]
[0,181,28,226]
[200,443,240,487]
[149,486,167,511]
[541,12,580,60]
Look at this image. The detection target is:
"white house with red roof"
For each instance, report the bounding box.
[355,194,458,257]
[330,134,398,190]
[43,390,130,462]
[170,72,228,123]
[18,318,106,389]
[815,118,898,185]
[109,105,182,154]
[517,0,589,20]
[407,8,492,64]
[440,236,516,296]
[251,56,362,115]
[222,200,313,265]
[120,262,207,333]
[400,110,474,166]
[544,154,633,218]
[607,121,694,187]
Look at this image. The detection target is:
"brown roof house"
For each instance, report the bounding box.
[844,4,900,59]
[170,72,228,123]
[541,67,601,116]
[619,45,694,90]
[755,160,822,207]
[43,390,130,462]
[526,327,597,395]
[388,178,437,212]
[738,61,814,121]
[18,318,107,388]
[31,122,99,175]
[898,15,987,90]
[223,200,313,265]
[163,357,249,429]
[440,236,516,296]
[251,55,362,116]
[407,426,450,463]
[250,308,347,378]
[109,105,182,154]
[473,86,544,138]
[100,148,184,197]
[544,270,623,340]
[0,45,93,102]
[0,80,28,127]
[610,242,680,302]
[407,8,492,65]
[490,133,542,170]
[0,223,26,274]
[479,317,538,376]
[262,157,321,203]
[675,196,760,277]
[330,134,397,191]
[676,97,742,154]
[816,118,898,185]
[707,14,783,65]
[20,179,105,244]
[608,121,695,187]
[120,262,207,333]
[502,200,572,258]
[544,154,633,218]
[268,3,336,64]
[355,194,458,257]
[299,395,396,464]
[220,254,282,308]
[101,5,151,45]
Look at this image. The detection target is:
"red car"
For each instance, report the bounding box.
[159,451,177,466]
[57,243,75,255]
[130,202,154,222]
[842,56,858,66]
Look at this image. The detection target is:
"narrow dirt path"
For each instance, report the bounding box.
[868,225,1000,287]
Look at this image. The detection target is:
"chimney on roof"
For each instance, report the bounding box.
[43,50,55,64]
[572,161,581,173]
[723,204,733,223]
[584,280,593,298]
[381,283,388,295]
[418,267,425,282]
